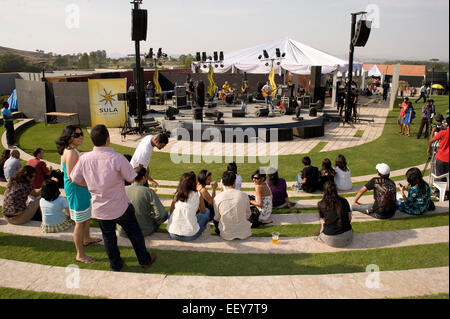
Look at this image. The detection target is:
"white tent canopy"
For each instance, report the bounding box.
[192,38,362,75]
[368,65,382,77]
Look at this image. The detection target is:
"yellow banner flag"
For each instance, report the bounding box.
[269,67,277,97]
[154,70,162,94]
[208,65,217,97]
[88,78,127,128]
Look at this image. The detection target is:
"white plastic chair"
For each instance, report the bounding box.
[430,173,449,202]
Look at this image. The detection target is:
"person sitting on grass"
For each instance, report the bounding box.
[0,149,11,182]
[292,156,319,193]
[3,149,22,182]
[319,158,336,191]
[222,162,242,191]
[397,167,432,215]
[40,179,74,233]
[2,165,41,225]
[249,170,273,224]
[266,168,293,209]
[26,147,51,189]
[352,163,397,219]
[167,172,209,242]
[333,154,352,191]
[118,167,169,238]
[213,171,252,241]
[316,181,353,248]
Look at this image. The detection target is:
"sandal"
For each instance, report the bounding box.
[76,256,96,264]
[83,238,102,247]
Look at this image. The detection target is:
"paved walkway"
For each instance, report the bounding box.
[107,97,390,156]
[0,259,447,299]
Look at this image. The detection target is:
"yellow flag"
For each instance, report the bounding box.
[208,65,217,97]
[88,79,127,128]
[154,69,162,94]
[269,67,277,97]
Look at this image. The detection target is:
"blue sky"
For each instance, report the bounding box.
[0,0,448,61]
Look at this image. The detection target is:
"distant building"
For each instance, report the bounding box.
[363,64,426,87]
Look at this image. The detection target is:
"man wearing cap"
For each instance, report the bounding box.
[352,163,397,219]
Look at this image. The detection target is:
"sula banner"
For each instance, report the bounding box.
[88,78,126,127]
[269,67,277,97]
[208,65,217,97]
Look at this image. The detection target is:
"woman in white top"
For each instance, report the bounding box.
[167,172,209,241]
[249,170,273,224]
[334,154,353,191]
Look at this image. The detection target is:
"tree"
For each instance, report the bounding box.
[78,53,90,69]
[89,52,97,68]
[0,54,27,72]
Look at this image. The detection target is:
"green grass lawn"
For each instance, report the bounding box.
[0,286,104,299]
[0,232,447,276]
[15,96,449,182]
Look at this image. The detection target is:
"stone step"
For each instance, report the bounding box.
[0,258,447,299]
[0,220,447,255]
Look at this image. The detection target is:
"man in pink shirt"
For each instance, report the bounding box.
[71,125,156,271]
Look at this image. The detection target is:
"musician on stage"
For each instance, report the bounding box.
[239,81,249,113]
[222,81,231,93]
[262,80,275,114]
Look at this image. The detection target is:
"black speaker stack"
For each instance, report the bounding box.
[255,109,269,117]
[352,20,372,47]
[193,108,203,122]
[310,66,326,104]
[131,9,147,41]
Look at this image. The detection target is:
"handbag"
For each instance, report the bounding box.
[248,206,261,228]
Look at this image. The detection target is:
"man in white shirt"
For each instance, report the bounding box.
[130,132,169,187]
[416,85,427,104]
[214,171,252,241]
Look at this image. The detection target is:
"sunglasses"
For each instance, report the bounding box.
[72,132,84,138]
[252,176,261,180]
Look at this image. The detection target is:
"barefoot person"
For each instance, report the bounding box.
[56,125,100,264]
[70,125,156,271]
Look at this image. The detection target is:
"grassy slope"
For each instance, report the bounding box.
[16,96,449,182]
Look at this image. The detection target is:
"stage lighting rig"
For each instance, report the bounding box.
[145,47,168,67]
[258,47,286,68]
[199,51,225,69]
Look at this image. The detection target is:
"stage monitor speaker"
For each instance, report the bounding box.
[131,9,148,41]
[352,20,371,47]
[309,107,317,117]
[193,108,203,122]
[173,96,187,107]
[232,110,246,118]
[255,109,269,117]
[175,86,186,97]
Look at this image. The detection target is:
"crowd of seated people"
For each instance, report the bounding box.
[1,124,443,270]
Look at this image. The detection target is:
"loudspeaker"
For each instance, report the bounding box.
[127,91,137,116]
[352,20,371,47]
[173,96,187,107]
[175,86,186,97]
[232,110,246,118]
[309,107,317,117]
[255,109,269,117]
[293,125,324,139]
[193,108,203,122]
[131,9,148,41]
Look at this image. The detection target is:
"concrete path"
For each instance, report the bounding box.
[0,258,447,299]
[0,219,447,254]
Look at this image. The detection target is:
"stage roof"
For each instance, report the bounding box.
[192,38,362,75]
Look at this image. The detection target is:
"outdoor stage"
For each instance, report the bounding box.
[148,101,326,142]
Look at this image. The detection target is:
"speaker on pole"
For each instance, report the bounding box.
[131,9,148,41]
[352,20,371,47]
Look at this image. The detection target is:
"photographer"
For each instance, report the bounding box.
[427,117,449,185]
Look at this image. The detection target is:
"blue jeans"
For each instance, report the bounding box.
[169,208,210,242]
[265,96,274,111]
[293,174,303,190]
[98,204,152,271]
[352,204,392,219]
[241,98,247,112]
